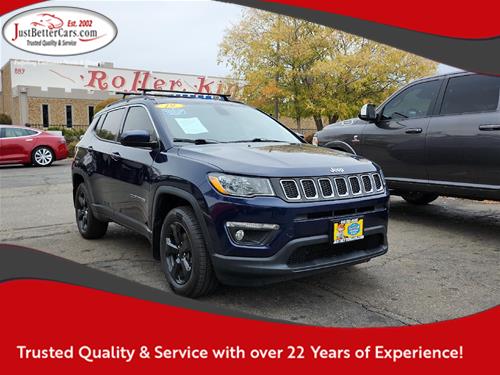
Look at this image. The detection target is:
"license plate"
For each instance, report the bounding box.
[333,218,364,244]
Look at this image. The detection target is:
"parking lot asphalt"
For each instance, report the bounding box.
[1,159,499,327]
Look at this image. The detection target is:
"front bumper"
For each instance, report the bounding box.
[204,191,389,286]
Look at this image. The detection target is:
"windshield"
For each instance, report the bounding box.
[156,101,300,144]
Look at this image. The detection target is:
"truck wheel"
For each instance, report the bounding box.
[75,183,108,239]
[401,192,439,205]
[160,206,218,298]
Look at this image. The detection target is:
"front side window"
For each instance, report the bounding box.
[121,106,157,142]
[96,108,125,141]
[157,101,300,144]
[382,80,441,120]
[440,75,500,115]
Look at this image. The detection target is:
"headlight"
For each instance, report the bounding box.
[208,173,274,197]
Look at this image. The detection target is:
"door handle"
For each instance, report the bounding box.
[479,124,500,131]
[110,152,121,161]
[405,128,423,134]
[25,138,33,142]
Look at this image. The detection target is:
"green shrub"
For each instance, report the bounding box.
[0,113,12,124]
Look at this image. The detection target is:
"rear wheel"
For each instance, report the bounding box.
[401,191,439,205]
[75,183,108,239]
[160,206,218,298]
[32,146,54,167]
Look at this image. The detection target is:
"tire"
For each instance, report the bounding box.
[160,206,218,298]
[401,191,439,205]
[74,183,108,239]
[32,146,54,167]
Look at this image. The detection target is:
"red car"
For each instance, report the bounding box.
[0,125,68,167]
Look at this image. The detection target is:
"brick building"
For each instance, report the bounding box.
[0,59,240,129]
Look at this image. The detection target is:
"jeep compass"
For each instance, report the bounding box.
[72,90,389,297]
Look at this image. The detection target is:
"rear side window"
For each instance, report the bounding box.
[121,106,157,142]
[96,108,125,141]
[3,128,37,138]
[440,75,500,115]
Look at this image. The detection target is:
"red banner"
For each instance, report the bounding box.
[1,279,497,374]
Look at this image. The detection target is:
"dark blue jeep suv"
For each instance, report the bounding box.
[72,90,389,297]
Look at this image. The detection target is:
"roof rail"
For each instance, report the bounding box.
[114,89,231,101]
[139,88,231,101]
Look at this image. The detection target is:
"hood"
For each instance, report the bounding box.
[177,142,377,177]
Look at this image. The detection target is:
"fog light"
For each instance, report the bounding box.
[234,230,245,241]
[225,222,280,246]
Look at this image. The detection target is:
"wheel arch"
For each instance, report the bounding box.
[151,186,212,260]
[324,140,357,154]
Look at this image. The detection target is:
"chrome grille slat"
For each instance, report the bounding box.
[348,176,362,195]
[334,177,349,197]
[372,173,383,191]
[361,175,373,193]
[280,179,301,200]
[300,179,318,199]
[318,178,334,198]
[278,173,385,202]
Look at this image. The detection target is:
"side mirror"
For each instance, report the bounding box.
[359,104,377,122]
[120,130,156,148]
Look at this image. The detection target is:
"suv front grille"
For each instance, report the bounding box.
[334,178,348,196]
[361,175,373,192]
[277,173,384,202]
[280,180,300,200]
[318,178,334,198]
[300,179,318,199]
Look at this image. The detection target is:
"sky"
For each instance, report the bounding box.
[0,0,459,76]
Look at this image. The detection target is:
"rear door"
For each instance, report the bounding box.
[109,105,158,232]
[427,74,500,187]
[92,108,126,211]
[359,79,443,181]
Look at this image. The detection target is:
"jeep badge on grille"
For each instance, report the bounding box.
[330,168,345,173]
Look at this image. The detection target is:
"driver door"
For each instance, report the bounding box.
[358,79,443,181]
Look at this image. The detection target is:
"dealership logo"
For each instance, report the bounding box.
[2,6,117,56]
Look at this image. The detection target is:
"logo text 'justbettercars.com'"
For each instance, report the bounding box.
[2,6,117,56]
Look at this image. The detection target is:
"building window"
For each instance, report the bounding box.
[42,104,49,127]
[88,106,95,125]
[66,105,73,128]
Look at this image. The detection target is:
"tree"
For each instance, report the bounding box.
[218,9,437,131]
[95,97,120,113]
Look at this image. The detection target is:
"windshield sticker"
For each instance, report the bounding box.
[175,117,208,135]
[156,103,185,109]
[162,108,186,116]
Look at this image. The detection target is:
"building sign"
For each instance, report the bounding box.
[10,60,241,96]
[2,6,117,56]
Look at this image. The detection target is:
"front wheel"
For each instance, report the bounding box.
[160,206,218,298]
[75,183,108,239]
[401,192,439,205]
[32,146,54,167]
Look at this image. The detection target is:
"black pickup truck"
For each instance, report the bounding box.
[313,72,500,204]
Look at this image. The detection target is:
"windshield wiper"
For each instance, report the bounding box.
[230,138,287,143]
[173,138,219,145]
